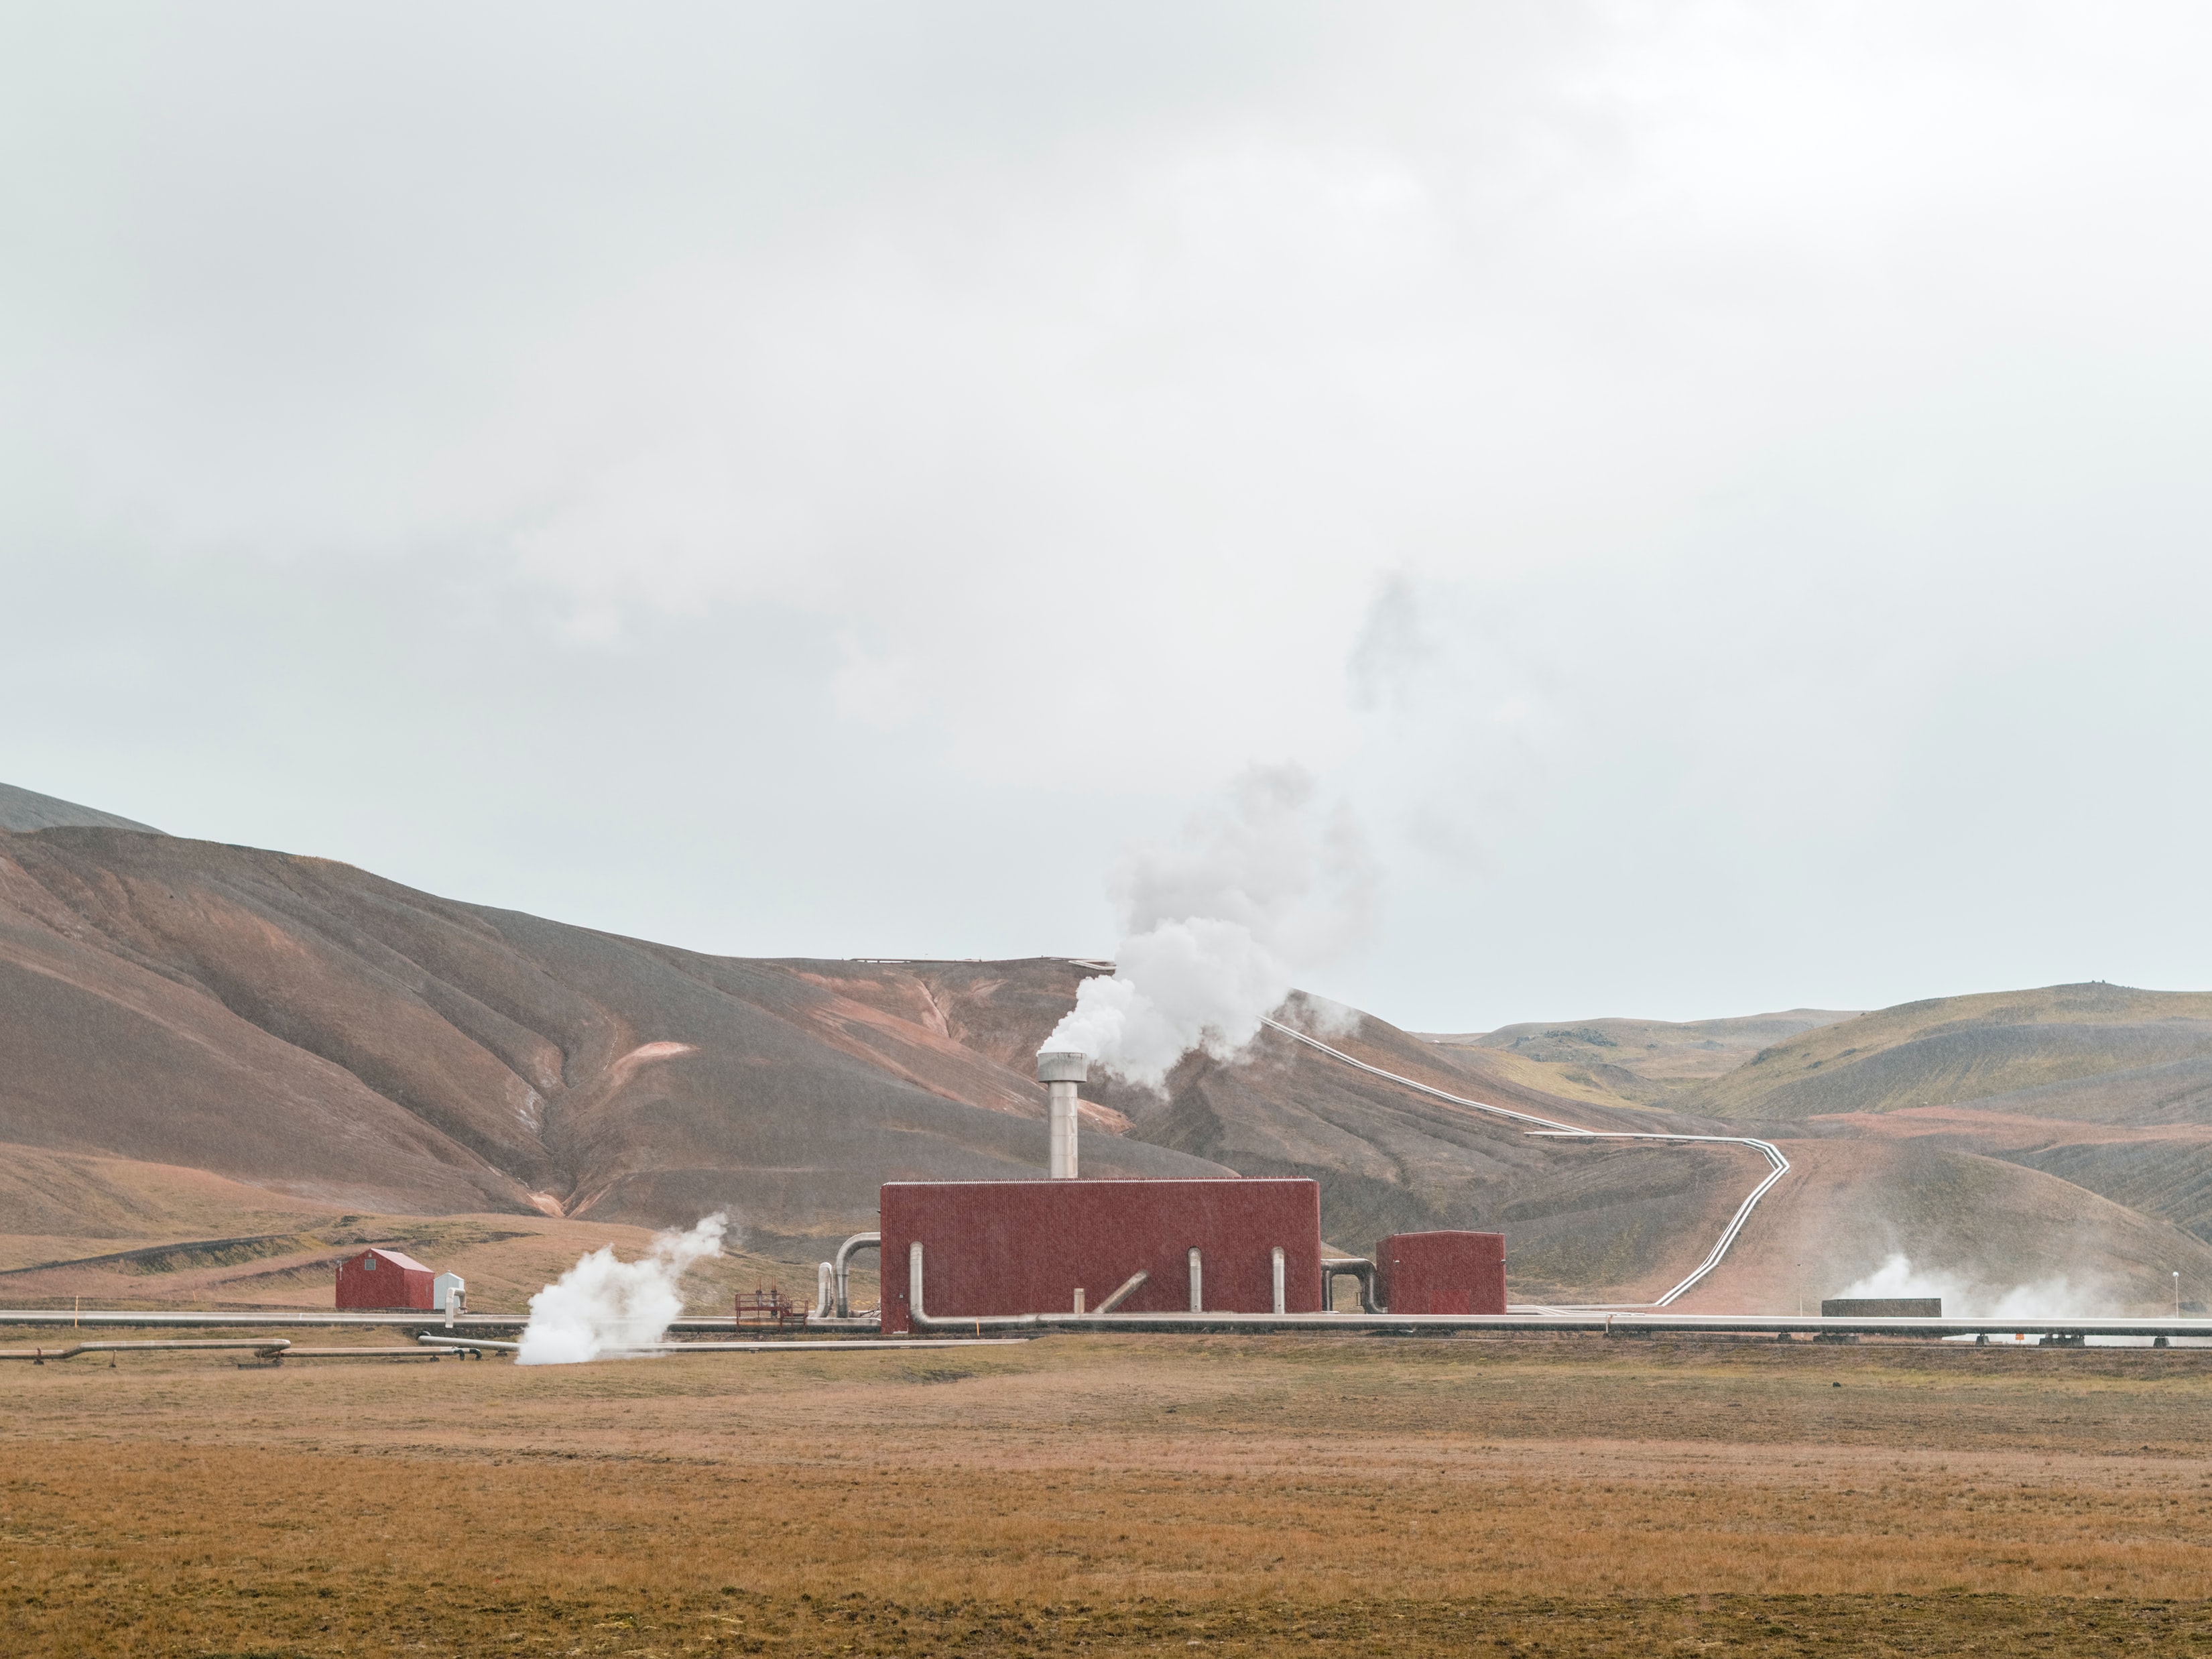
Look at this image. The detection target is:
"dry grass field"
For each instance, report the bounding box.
[7,1333,2212,1655]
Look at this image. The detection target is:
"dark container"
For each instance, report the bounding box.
[1374,1231,1508,1315]
[879,1178,1323,1334]
[1821,1297,1941,1318]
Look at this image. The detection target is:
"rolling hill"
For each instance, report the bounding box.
[1434,1008,1860,1105]
[0,800,1730,1299]
[1674,983,2212,1124]
[1466,983,2212,1296]
[6,782,2212,1315]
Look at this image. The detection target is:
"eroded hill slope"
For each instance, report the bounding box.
[3,816,1727,1290]
[11,790,2212,1313]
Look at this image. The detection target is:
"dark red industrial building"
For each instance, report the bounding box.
[880,1178,1325,1333]
[869,1053,1511,1332]
[1374,1230,1507,1314]
[335,1246,436,1310]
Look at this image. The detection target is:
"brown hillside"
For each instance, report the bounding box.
[0,826,1228,1242]
[0,781,160,835]
[1435,1007,1859,1102]
[1678,983,2212,1122]
[1676,1138,2212,1317]
[14,798,2212,1317]
[3,818,1735,1294]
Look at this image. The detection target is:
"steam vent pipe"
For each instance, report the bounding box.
[1038,1050,1088,1179]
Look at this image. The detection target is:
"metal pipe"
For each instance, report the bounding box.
[1187,1247,1203,1313]
[910,1239,926,1326]
[907,1308,2212,1339]
[1271,1247,1286,1315]
[833,1232,881,1318]
[0,1308,865,1334]
[419,1334,520,1353]
[1322,1257,1381,1314]
[1038,1051,1088,1179]
[646,1337,1033,1351]
[1095,1270,1149,1313]
[13,1305,2210,1343]
[0,1338,291,1362]
[417,1332,1032,1356]
[812,1262,835,1321]
[1260,1016,1793,1308]
[1526,1130,1790,1307]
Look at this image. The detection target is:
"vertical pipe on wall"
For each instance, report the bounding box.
[1048,1083,1077,1178]
[909,1240,925,1323]
[1188,1247,1203,1312]
[1271,1246,1286,1315]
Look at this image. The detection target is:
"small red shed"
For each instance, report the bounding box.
[1374,1231,1507,1315]
[336,1247,437,1310]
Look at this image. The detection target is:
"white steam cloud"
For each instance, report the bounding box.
[1044,765,1375,1089]
[515,1212,729,1365]
[1835,1251,2109,1320]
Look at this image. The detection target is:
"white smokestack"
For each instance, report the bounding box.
[1042,765,1374,1090]
[1038,1050,1089,1178]
[515,1212,729,1365]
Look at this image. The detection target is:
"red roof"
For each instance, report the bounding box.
[355,1247,432,1274]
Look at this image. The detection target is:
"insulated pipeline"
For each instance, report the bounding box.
[0,1338,291,1361]
[833,1232,881,1318]
[1258,1016,1790,1308]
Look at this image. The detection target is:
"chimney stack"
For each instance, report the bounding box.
[1038,1051,1089,1179]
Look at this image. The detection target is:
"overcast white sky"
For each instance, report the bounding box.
[5,3,2211,1030]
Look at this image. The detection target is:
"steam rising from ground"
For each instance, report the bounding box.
[1837,1252,2111,1323]
[1044,766,1375,1089]
[515,1212,728,1365]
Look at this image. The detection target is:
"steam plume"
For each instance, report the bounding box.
[515,1212,728,1365]
[1835,1253,2111,1323]
[1044,765,1375,1089]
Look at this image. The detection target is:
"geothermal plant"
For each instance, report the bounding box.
[18,1046,2201,1361]
[852,1051,1508,1333]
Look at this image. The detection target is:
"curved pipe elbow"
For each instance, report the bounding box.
[1323,1257,1382,1314]
[834,1232,881,1318]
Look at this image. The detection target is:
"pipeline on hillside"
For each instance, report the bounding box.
[1257,1016,1790,1308]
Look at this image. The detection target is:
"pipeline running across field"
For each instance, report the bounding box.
[903,1239,2212,1341]
[1255,1016,1791,1309]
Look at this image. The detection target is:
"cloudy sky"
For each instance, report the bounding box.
[5,3,2210,1030]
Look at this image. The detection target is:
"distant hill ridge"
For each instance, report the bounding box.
[0,782,159,835]
[1434,1009,1859,1105]
[1678,983,2212,1123]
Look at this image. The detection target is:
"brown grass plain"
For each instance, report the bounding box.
[8,1333,2212,1655]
